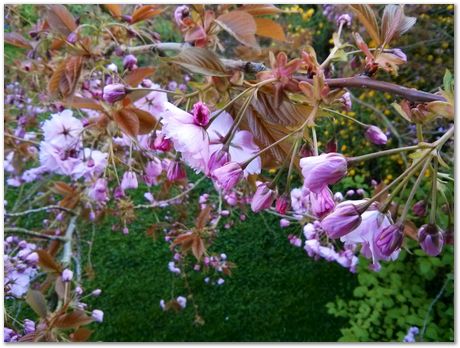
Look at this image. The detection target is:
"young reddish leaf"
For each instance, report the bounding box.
[215,11,259,48]
[70,327,92,342]
[37,249,62,273]
[114,109,140,137]
[239,4,284,16]
[130,108,156,134]
[196,205,212,230]
[167,47,229,76]
[54,310,94,329]
[124,67,156,87]
[48,56,83,98]
[381,5,416,45]
[5,32,32,49]
[192,236,205,261]
[44,4,77,36]
[25,290,48,318]
[102,4,122,18]
[349,5,381,45]
[254,18,286,42]
[51,181,74,195]
[131,5,163,24]
[54,276,67,299]
[64,96,103,111]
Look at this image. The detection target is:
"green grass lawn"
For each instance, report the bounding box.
[81,205,356,342]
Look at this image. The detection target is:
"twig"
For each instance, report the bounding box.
[295,76,446,103]
[61,215,78,265]
[5,227,67,241]
[420,277,451,342]
[134,176,206,209]
[5,205,75,217]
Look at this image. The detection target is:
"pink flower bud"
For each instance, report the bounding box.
[166,161,186,182]
[208,149,230,174]
[123,54,137,70]
[280,218,290,228]
[25,252,39,265]
[418,224,444,256]
[91,309,104,323]
[321,202,362,239]
[174,5,189,27]
[275,195,289,215]
[391,48,407,62]
[251,182,276,213]
[121,171,138,191]
[337,14,352,27]
[150,132,172,152]
[61,269,73,282]
[412,200,426,217]
[212,162,243,191]
[176,296,187,309]
[66,32,78,44]
[91,289,102,297]
[103,83,126,104]
[144,158,162,186]
[365,125,388,145]
[300,153,348,193]
[192,101,210,127]
[310,187,335,218]
[375,224,404,256]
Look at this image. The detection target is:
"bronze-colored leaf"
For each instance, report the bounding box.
[37,249,62,273]
[48,56,83,98]
[64,96,103,111]
[54,276,67,299]
[239,4,284,16]
[44,5,77,36]
[349,5,381,45]
[381,5,416,45]
[25,290,48,318]
[166,47,229,76]
[5,32,32,49]
[215,11,259,48]
[130,107,156,134]
[403,220,418,240]
[131,5,163,24]
[51,181,74,195]
[54,310,93,329]
[102,4,122,18]
[70,327,92,342]
[196,205,212,230]
[192,236,205,261]
[114,109,140,137]
[254,18,287,42]
[124,67,156,87]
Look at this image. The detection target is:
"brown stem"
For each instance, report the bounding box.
[295,75,446,103]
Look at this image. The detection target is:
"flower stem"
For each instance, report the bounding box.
[322,107,368,128]
[429,157,438,224]
[311,126,318,156]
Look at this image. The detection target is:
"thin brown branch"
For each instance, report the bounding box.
[5,205,76,217]
[295,75,446,103]
[5,227,67,241]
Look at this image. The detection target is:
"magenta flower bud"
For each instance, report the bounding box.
[166,161,186,182]
[300,153,348,193]
[251,182,276,213]
[212,162,243,191]
[192,101,210,127]
[91,309,104,323]
[103,83,126,104]
[412,200,426,217]
[123,54,137,70]
[66,31,78,44]
[321,203,362,239]
[121,171,138,191]
[365,125,388,145]
[144,158,162,186]
[208,149,230,174]
[418,224,444,256]
[275,195,290,215]
[61,269,73,282]
[375,224,404,256]
[91,289,102,297]
[150,132,172,152]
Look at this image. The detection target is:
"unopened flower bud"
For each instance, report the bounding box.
[418,224,444,256]
[376,224,404,256]
[365,125,388,145]
[91,309,104,323]
[61,269,73,282]
[103,83,126,104]
[321,202,362,239]
[123,54,137,71]
[251,182,276,213]
[192,101,210,127]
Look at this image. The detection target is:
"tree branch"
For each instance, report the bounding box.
[5,205,75,217]
[61,215,78,266]
[5,227,67,241]
[295,75,446,103]
[122,42,444,102]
